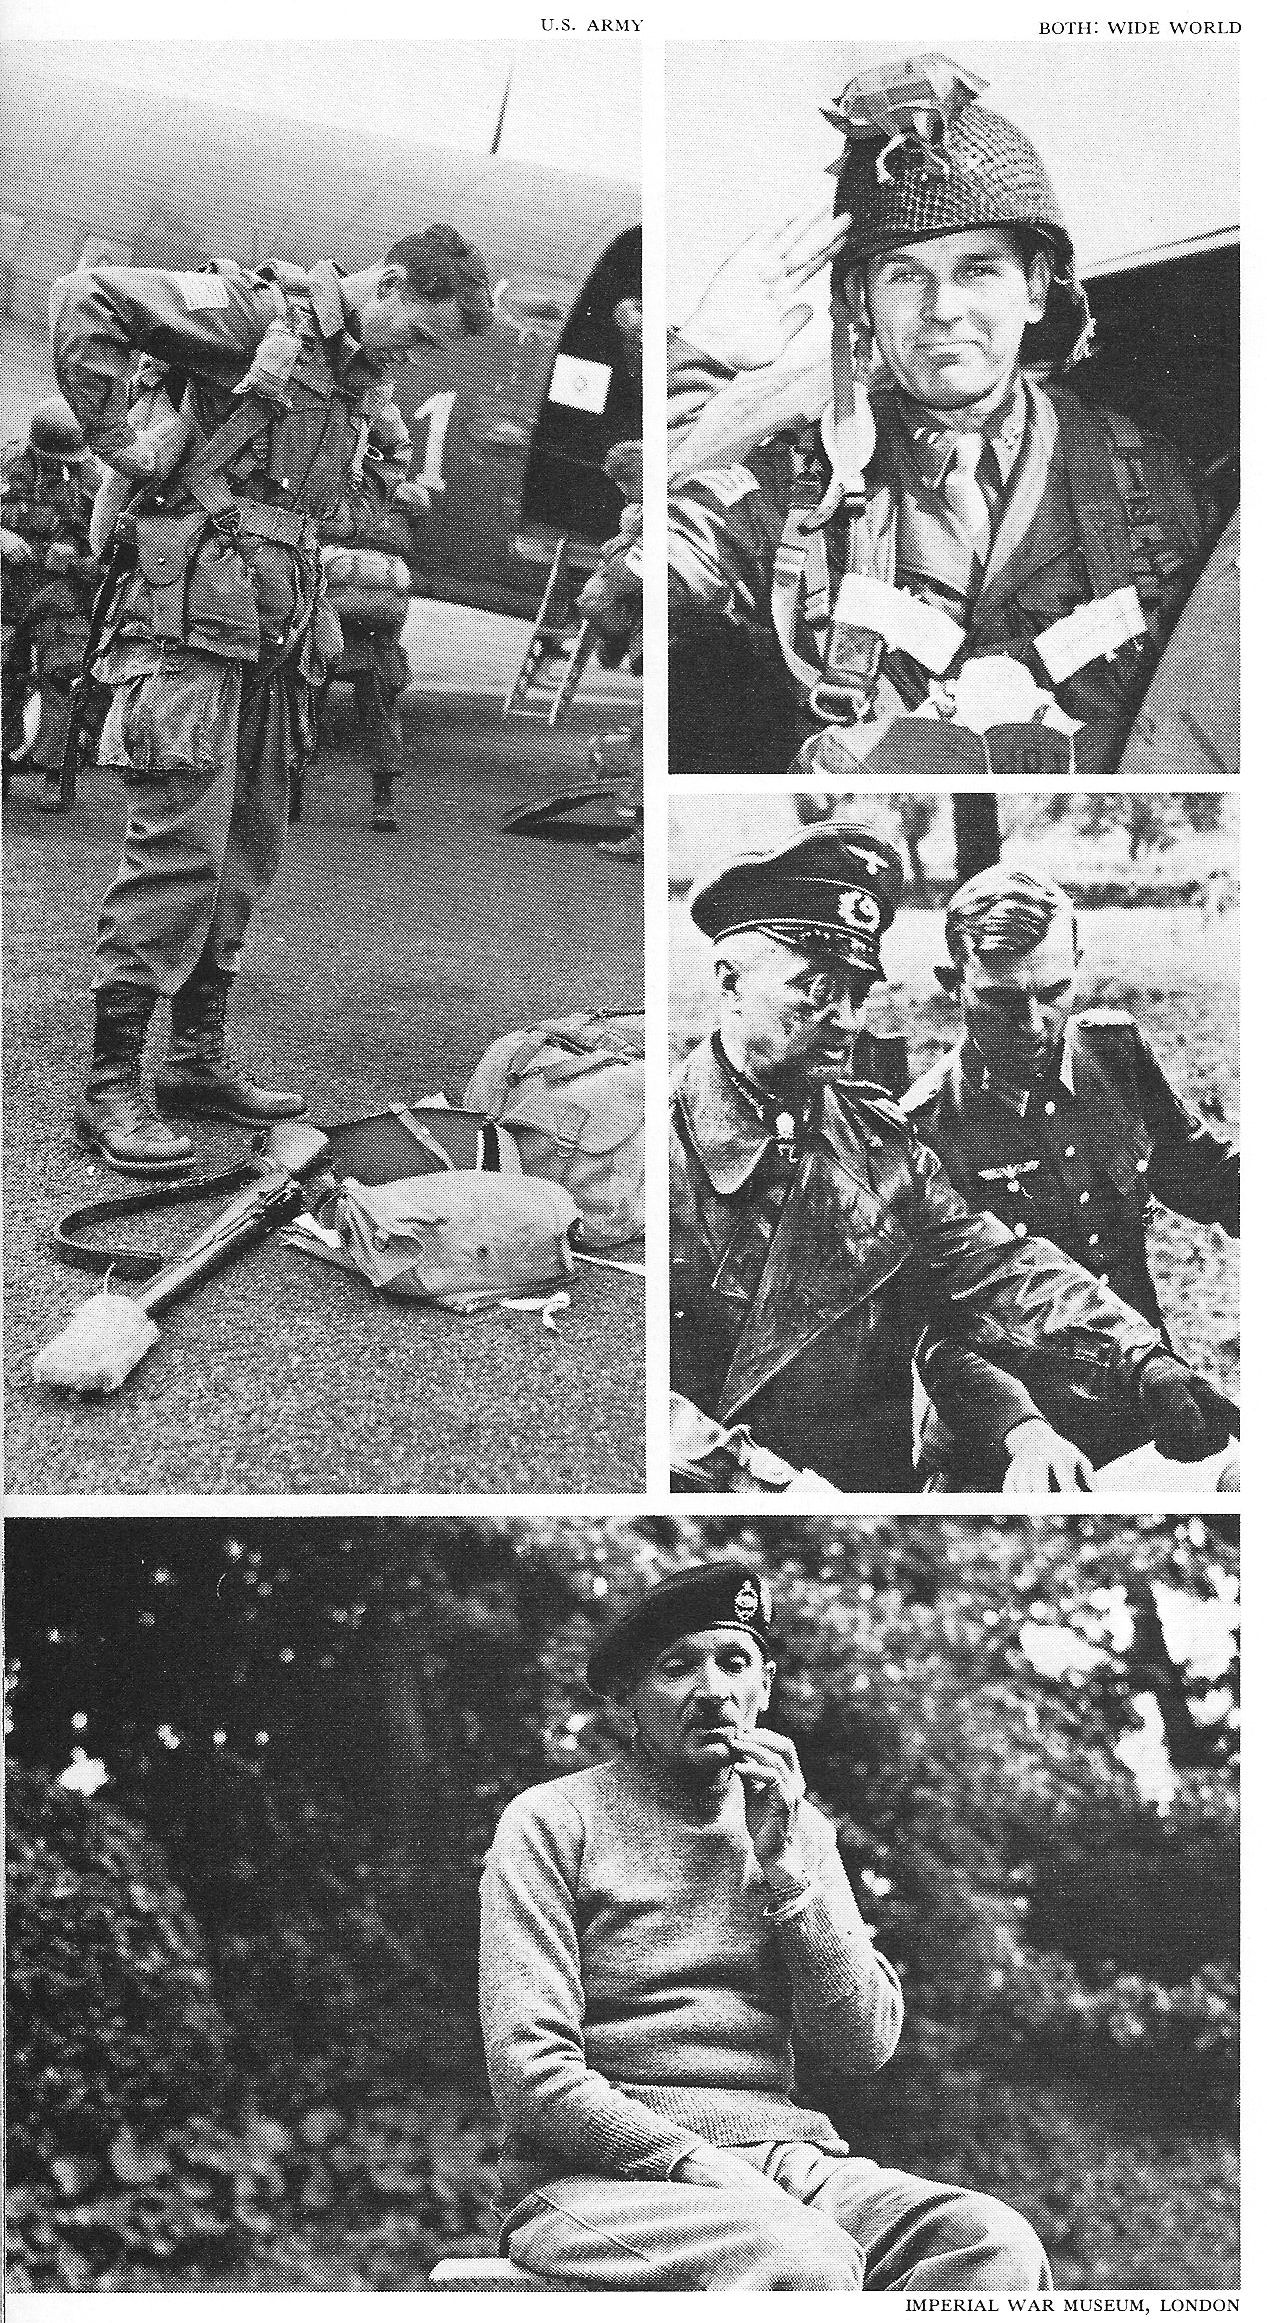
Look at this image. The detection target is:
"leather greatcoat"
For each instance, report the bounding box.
[670,1033,1162,1492]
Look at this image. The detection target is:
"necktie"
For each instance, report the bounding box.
[941,432,993,565]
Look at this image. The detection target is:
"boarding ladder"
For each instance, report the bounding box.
[503,537,595,725]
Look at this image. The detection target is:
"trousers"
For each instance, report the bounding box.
[501,2140,1052,2293]
[348,630,406,779]
[93,642,312,994]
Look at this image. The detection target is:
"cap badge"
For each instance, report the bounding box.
[838,888,882,933]
[848,845,890,880]
[734,1579,760,1622]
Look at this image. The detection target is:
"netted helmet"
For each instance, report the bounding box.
[826,55,1092,368]
[29,394,87,459]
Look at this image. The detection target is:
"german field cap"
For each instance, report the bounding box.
[587,1559,775,1697]
[689,826,904,980]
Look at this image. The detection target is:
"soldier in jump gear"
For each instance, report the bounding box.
[669,827,1238,1493]
[666,54,1217,776]
[52,227,493,1176]
[1,396,106,809]
[902,863,1239,1475]
[316,383,423,833]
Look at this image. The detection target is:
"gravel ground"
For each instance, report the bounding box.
[4,677,644,1496]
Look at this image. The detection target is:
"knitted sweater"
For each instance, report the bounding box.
[479,1748,903,2199]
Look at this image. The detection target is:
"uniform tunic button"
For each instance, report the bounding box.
[1088,1233,1100,1248]
[1136,1158,1149,1174]
[1014,1222,1028,1239]
[282,477,290,489]
[1044,1100,1056,1115]
[1098,1272,1109,1286]
[1065,1145,1076,1158]
[1079,1190,1090,1205]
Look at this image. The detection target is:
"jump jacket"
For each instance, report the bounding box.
[51,260,394,671]
[903,1011,1239,1467]
[670,1033,1163,1492]
[667,345,1212,773]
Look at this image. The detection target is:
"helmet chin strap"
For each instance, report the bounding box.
[806,304,869,531]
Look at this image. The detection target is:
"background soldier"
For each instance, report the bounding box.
[667,54,1215,773]
[316,383,428,832]
[52,227,493,1176]
[903,863,1239,1473]
[669,827,1238,1493]
[1,396,105,809]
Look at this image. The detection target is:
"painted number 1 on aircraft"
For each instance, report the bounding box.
[413,390,457,494]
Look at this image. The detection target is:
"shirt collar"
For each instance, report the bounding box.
[895,378,1029,494]
[307,259,377,373]
[962,1022,1077,1115]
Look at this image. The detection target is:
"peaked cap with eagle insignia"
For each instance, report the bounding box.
[689,826,905,981]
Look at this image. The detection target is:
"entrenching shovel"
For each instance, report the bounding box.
[33,1119,331,1395]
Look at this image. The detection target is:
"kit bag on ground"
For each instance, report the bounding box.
[317,1172,579,1309]
[463,1012,645,1248]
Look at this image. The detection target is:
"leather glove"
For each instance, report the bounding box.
[1136,1353,1239,1461]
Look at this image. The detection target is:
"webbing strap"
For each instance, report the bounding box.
[1096,405,1187,623]
[1049,384,1137,609]
[172,393,312,547]
[771,470,859,699]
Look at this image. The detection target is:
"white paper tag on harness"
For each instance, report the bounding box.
[694,465,760,507]
[830,573,965,674]
[1033,586,1146,684]
[173,271,231,311]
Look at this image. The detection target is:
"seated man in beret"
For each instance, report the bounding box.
[670,825,1237,1493]
[902,863,1239,1477]
[480,1558,1051,2291]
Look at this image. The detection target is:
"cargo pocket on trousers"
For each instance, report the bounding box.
[99,658,239,783]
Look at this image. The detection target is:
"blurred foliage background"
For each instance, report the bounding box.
[5,1512,1238,2291]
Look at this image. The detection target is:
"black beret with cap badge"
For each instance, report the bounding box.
[587,1560,775,1697]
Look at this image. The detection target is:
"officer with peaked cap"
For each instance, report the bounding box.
[669,825,1238,1493]
[666,52,1218,774]
[480,1554,1052,2289]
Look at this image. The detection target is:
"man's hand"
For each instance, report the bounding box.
[727,1728,810,1887]
[394,479,433,517]
[681,205,851,374]
[1137,1354,1239,1461]
[672,2145,768,2193]
[1002,1416,1093,1494]
[1,527,33,567]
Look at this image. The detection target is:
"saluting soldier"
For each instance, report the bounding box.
[52,226,493,1177]
[669,827,1237,1494]
[666,54,1217,774]
[1,396,105,809]
[902,863,1239,1473]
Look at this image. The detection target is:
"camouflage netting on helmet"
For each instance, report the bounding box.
[829,76,1093,370]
